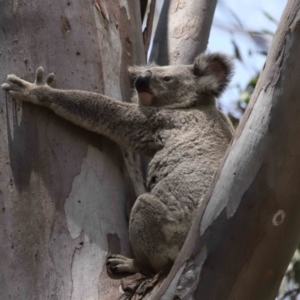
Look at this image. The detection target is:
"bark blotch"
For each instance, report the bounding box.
[272,210,285,226]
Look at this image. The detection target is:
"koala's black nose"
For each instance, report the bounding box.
[135,70,152,91]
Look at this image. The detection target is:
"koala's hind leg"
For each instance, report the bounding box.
[129,193,182,274]
[106,193,187,275]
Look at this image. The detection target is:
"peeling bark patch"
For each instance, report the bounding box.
[161,264,185,300]
[172,17,201,40]
[119,0,130,19]
[170,0,186,13]
[64,145,128,299]
[64,145,127,239]
[69,246,78,299]
[176,246,207,299]
[272,210,285,226]
[93,5,122,100]
[95,3,100,11]
[94,0,110,21]
[61,16,71,33]
[160,247,207,299]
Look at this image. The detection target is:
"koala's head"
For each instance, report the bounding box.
[129,53,234,108]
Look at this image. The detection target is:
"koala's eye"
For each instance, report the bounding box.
[163,76,172,82]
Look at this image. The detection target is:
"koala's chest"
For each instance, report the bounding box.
[145,121,230,204]
[147,130,213,186]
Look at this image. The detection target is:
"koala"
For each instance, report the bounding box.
[2,53,234,275]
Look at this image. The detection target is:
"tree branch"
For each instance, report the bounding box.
[143,0,156,56]
[149,0,217,65]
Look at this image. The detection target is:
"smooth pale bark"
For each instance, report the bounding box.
[149,1,300,299]
[149,0,217,65]
[0,1,144,299]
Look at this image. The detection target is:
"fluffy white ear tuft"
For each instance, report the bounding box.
[193,53,234,97]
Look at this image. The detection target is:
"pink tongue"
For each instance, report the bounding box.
[138,92,153,106]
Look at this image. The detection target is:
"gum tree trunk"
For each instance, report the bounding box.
[149,0,217,65]
[0,1,144,299]
[150,0,300,299]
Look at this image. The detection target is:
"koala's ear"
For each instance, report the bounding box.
[193,53,234,96]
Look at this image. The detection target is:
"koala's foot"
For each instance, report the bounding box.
[2,67,56,103]
[106,254,140,275]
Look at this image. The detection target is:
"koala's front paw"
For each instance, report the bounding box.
[2,67,56,103]
[106,254,139,275]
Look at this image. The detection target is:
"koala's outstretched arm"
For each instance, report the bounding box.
[2,67,168,155]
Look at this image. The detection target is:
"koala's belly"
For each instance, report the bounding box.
[151,160,214,208]
[130,128,229,271]
[147,148,220,215]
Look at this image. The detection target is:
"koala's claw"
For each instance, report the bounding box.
[1,83,12,91]
[2,67,56,90]
[106,254,139,275]
[35,66,44,84]
[8,74,26,87]
[34,67,56,87]
[46,73,56,86]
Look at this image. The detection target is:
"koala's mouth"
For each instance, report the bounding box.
[137,88,154,106]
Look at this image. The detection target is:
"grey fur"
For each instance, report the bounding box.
[2,53,234,275]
